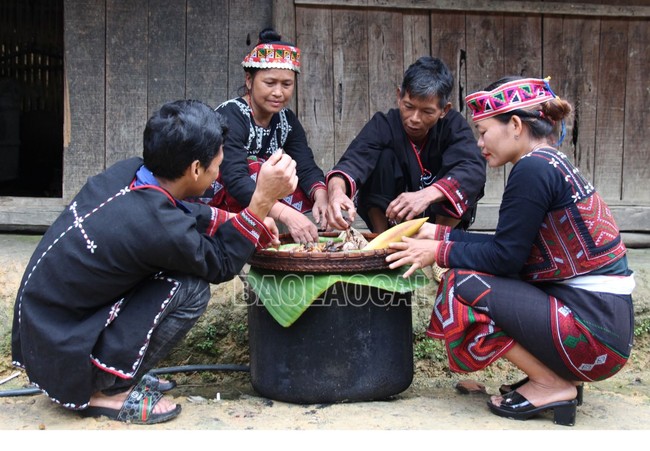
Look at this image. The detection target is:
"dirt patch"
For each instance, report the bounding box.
[1,334,649,432]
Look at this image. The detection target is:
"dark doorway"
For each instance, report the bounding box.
[0,0,63,197]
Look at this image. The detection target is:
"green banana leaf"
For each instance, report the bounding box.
[246,266,429,327]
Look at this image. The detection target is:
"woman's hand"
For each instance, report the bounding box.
[311,188,329,231]
[386,237,440,278]
[279,205,320,243]
[413,222,440,240]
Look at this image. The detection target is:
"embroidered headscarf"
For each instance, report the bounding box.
[465,77,556,122]
[466,77,567,146]
[242,43,301,73]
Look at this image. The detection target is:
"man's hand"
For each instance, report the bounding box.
[262,217,281,248]
[249,151,298,219]
[326,176,356,230]
[386,185,444,223]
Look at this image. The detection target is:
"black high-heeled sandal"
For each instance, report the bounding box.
[499,377,584,406]
[488,390,577,426]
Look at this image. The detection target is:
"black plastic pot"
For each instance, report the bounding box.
[247,281,413,404]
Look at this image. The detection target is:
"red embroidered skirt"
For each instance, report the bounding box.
[427,269,632,381]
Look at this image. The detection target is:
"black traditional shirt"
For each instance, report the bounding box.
[12,157,272,408]
[213,98,326,208]
[327,108,486,224]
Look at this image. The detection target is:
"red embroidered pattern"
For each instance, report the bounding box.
[433,177,470,218]
[523,192,626,281]
[231,208,273,249]
[549,296,628,381]
[426,269,515,373]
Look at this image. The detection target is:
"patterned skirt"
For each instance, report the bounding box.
[426,269,634,382]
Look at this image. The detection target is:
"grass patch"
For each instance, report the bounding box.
[413,334,446,362]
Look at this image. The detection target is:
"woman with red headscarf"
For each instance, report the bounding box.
[386,76,635,426]
[197,28,328,244]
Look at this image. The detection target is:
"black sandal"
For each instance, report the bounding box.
[499,377,584,406]
[488,390,577,426]
[80,374,181,424]
[499,377,530,395]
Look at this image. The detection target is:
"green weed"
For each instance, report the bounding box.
[195,324,220,355]
[413,335,446,362]
[634,317,650,337]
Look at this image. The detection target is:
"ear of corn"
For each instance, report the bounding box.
[362,217,428,250]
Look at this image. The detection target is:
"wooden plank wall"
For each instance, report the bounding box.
[64,0,272,199]
[282,1,649,231]
[3,0,648,233]
[64,0,106,200]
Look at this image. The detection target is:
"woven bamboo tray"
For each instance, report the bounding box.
[248,232,396,273]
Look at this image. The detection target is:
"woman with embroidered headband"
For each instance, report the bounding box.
[196,28,327,243]
[386,76,635,426]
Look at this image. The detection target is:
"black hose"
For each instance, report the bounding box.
[0,363,250,398]
[0,387,41,397]
[150,364,249,375]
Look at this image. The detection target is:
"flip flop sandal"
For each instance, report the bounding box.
[79,374,181,424]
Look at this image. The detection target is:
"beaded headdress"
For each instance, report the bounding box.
[242,43,301,73]
[465,78,556,122]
